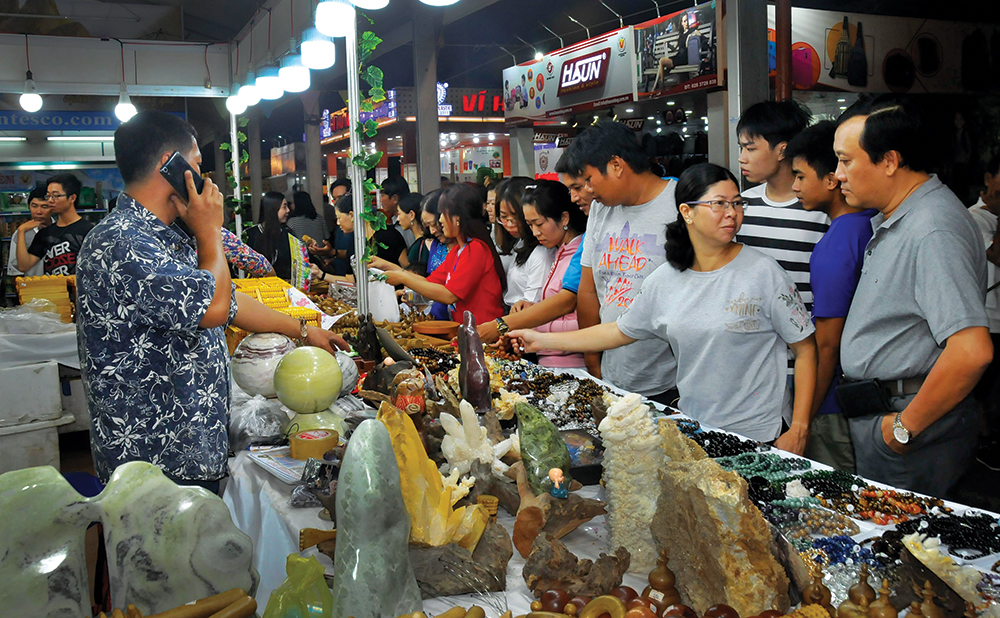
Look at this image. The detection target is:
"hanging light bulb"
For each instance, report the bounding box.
[316,0,355,38]
[419,0,460,5]
[239,71,261,107]
[255,62,284,100]
[279,42,311,93]
[115,83,137,122]
[226,81,247,115]
[350,0,389,8]
[301,27,336,69]
[19,71,42,113]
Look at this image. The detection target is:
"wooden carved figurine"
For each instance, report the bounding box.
[848,564,877,605]
[908,601,924,618]
[868,579,897,618]
[836,597,865,618]
[642,550,682,616]
[919,581,944,618]
[802,565,834,618]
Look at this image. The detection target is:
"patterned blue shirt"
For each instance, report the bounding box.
[76,194,238,482]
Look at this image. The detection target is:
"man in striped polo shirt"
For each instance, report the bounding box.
[736,100,830,315]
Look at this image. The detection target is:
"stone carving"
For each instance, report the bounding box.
[650,458,790,616]
[0,462,257,616]
[331,419,423,618]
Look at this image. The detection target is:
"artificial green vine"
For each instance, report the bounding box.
[220,115,252,241]
[351,28,388,264]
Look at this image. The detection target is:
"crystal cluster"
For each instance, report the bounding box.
[439,400,514,479]
[377,403,488,552]
[598,392,666,571]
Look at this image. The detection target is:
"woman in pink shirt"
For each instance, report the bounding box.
[479,180,588,367]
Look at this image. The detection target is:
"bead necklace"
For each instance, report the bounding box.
[895,512,1000,560]
[717,452,811,482]
[780,507,861,548]
[810,535,878,567]
[689,429,763,458]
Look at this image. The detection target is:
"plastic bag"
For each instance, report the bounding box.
[0,298,75,334]
[228,394,288,452]
[263,554,334,618]
[368,280,400,323]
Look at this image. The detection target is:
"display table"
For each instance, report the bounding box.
[223,431,1000,615]
[223,449,649,613]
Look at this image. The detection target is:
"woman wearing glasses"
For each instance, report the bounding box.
[493,177,555,310]
[512,163,818,453]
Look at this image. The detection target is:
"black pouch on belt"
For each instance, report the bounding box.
[835,378,894,418]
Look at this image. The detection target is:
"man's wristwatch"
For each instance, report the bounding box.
[495,317,510,336]
[892,412,912,445]
[297,317,309,345]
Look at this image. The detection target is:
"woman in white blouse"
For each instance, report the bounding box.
[493,177,555,310]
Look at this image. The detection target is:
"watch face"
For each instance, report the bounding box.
[893,425,910,444]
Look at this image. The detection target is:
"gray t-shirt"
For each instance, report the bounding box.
[618,246,815,441]
[842,175,988,380]
[580,180,677,395]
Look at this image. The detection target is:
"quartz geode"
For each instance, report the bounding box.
[650,458,790,616]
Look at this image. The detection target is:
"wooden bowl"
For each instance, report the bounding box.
[412,320,460,340]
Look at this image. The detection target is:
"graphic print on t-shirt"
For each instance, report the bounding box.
[724,293,763,333]
[45,240,77,275]
[593,221,659,309]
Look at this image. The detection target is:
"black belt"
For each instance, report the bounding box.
[842,376,925,397]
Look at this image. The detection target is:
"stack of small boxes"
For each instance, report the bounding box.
[15,275,75,323]
[228,277,322,354]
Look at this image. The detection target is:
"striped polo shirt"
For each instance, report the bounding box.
[737,183,830,312]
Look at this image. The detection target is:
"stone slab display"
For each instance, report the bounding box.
[651,458,791,616]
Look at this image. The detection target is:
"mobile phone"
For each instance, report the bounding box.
[160,151,205,202]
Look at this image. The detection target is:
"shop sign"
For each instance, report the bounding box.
[533,132,568,143]
[766,6,991,94]
[437,82,453,116]
[321,90,398,140]
[0,110,182,130]
[462,91,504,114]
[557,48,611,96]
[621,118,646,130]
[633,1,720,99]
[503,26,638,122]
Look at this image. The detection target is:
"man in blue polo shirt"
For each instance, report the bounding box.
[787,121,875,472]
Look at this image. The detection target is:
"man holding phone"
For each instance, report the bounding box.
[76,110,348,492]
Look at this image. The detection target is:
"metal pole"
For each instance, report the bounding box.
[229,110,244,278]
[345,13,369,315]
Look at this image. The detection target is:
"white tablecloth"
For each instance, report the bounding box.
[222,450,648,615]
[0,331,80,369]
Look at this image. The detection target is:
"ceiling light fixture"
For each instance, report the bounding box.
[20,35,41,113]
[240,71,261,106]
[316,0,355,38]
[46,136,114,142]
[666,101,675,106]
[280,48,311,93]
[0,137,27,142]
[419,0,461,6]
[301,27,336,69]
[472,136,480,143]
[20,71,42,113]
[226,81,247,114]
[256,63,283,100]
[115,83,137,122]
[114,42,136,122]
[351,0,389,8]
[625,108,634,113]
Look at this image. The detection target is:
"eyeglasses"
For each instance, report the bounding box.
[45,193,68,201]
[688,199,747,214]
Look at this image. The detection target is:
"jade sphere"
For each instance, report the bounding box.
[273,346,343,413]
